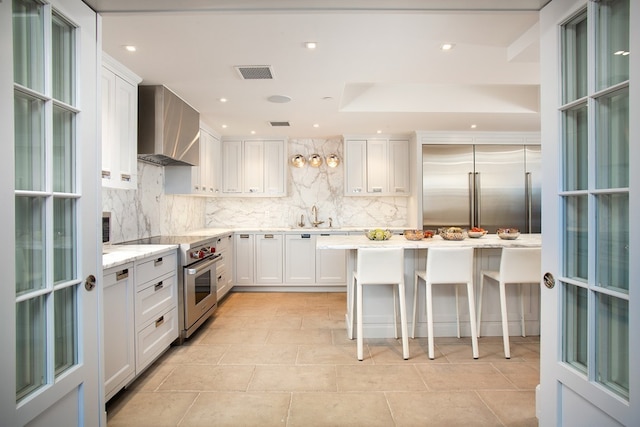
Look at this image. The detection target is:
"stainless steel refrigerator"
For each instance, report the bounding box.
[422,144,540,233]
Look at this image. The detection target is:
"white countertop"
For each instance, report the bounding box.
[316,233,541,249]
[102,244,178,269]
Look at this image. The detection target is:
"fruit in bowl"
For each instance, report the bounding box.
[423,230,435,239]
[497,228,520,240]
[403,229,424,240]
[365,228,392,241]
[468,227,488,238]
[440,227,466,241]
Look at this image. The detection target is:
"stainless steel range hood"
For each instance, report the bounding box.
[138,85,200,166]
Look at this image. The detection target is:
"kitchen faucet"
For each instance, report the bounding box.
[311,205,324,227]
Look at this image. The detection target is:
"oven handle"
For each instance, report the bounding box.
[185,255,220,275]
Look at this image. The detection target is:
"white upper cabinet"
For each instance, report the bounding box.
[101,53,142,189]
[165,125,220,196]
[344,137,410,196]
[221,138,286,197]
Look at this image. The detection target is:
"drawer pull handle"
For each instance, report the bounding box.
[116,269,129,280]
[155,316,165,327]
[218,275,223,282]
[154,258,163,266]
[264,234,274,239]
[240,234,250,239]
[121,174,131,182]
[154,281,163,291]
[102,170,111,179]
[301,234,311,238]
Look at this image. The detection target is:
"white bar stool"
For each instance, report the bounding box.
[477,247,541,359]
[351,247,409,361]
[411,247,479,360]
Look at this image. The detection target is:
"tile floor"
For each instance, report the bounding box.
[106,292,540,427]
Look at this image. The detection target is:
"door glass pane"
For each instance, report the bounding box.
[52,12,75,105]
[562,104,588,191]
[563,283,588,373]
[12,0,44,91]
[15,92,45,192]
[596,89,629,189]
[53,106,75,193]
[54,286,77,376]
[596,194,629,292]
[15,196,46,296]
[562,10,588,103]
[563,195,588,281]
[54,198,76,284]
[16,296,46,402]
[596,0,630,90]
[596,294,629,398]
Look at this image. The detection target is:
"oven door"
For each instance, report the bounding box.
[184,255,220,332]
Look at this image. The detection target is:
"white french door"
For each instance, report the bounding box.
[539,0,638,425]
[0,0,101,425]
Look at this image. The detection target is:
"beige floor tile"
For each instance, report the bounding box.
[107,391,198,427]
[416,363,516,391]
[199,327,270,345]
[297,344,368,365]
[158,364,255,391]
[218,344,299,365]
[336,365,427,392]
[276,306,331,317]
[288,392,394,427]
[242,315,303,330]
[125,362,177,393]
[492,361,540,390]
[248,365,337,392]
[386,391,503,427]
[478,390,538,426]
[301,314,347,330]
[165,344,228,365]
[179,392,291,427]
[266,328,333,345]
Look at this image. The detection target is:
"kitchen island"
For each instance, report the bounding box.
[316,233,542,339]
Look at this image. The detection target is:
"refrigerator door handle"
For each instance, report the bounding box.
[468,172,475,228]
[526,172,532,233]
[474,172,480,227]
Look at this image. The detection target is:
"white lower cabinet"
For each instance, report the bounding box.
[103,263,135,402]
[315,232,347,284]
[285,233,316,284]
[255,233,283,283]
[234,233,255,284]
[215,233,234,300]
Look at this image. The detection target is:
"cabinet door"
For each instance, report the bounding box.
[388,139,410,194]
[103,264,135,401]
[264,140,285,195]
[316,233,347,284]
[345,140,367,194]
[210,134,221,194]
[285,234,316,284]
[234,233,254,284]
[222,140,243,193]
[101,68,115,184]
[366,139,388,193]
[115,76,137,187]
[243,140,264,194]
[255,233,283,283]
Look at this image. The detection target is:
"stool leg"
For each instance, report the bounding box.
[398,281,409,360]
[520,283,526,337]
[455,285,461,339]
[349,274,356,340]
[357,281,364,361]
[393,287,399,339]
[499,281,511,359]
[466,281,479,359]
[477,274,485,338]
[412,273,419,338]
[426,281,435,360]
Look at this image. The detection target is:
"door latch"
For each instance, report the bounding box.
[85,274,96,291]
[543,272,555,289]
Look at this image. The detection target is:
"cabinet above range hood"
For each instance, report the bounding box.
[138,85,200,166]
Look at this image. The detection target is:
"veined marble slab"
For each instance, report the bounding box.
[316,233,541,249]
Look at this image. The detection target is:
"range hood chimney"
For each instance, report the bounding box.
[138,85,200,166]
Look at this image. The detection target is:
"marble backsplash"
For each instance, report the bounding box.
[103,137,408,243]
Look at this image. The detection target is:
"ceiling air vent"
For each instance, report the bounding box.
[270,121,290,127]
[235,65,274,80]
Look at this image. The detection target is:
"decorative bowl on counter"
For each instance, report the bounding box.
[440,227,466,241]
[365,228,392,241]
[403,229,425,240]
[497,228,520,240]
[467,227,488,238]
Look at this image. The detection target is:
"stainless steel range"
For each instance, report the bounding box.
[121,235,222,342]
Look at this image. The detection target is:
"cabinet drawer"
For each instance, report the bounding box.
[136,307,178,373]
[136,273,177,328]
[216,234,231,253]
[136,251,177,287]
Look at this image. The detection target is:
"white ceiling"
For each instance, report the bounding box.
[88,0,549,138]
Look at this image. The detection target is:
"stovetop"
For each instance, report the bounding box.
[119,235,217,250]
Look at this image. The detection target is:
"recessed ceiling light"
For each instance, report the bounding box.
[313,124,319,128]
[124,45,136,52]
[440,43,455,51]
[251,131,256,135]
[376,130,382,134]
[267,95,292,103]
[305,42,317,49]
[322,96,333,101]
[221,124,227,129]
[471,124,477,129]
[219,98,227,103]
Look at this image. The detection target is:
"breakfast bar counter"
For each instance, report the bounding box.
[316,234,542,339]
